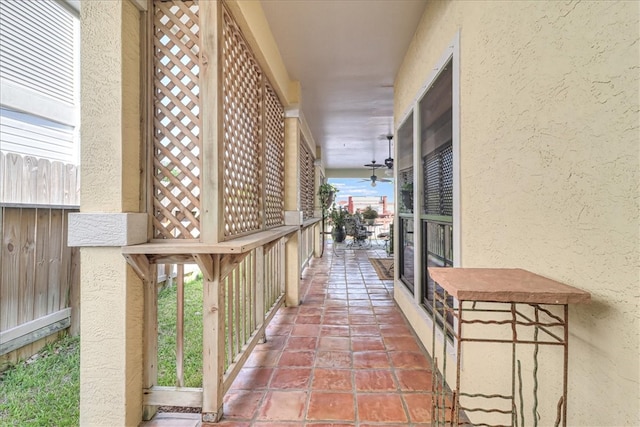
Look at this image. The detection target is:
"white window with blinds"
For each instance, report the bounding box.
[0,0,79,164]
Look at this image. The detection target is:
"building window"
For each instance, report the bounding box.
[397,114,414,292]
[0,0,79,164]
[417,59,454,330]
[422,143,454,329]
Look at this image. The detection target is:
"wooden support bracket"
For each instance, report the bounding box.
[219,253,247,280]
[193,254,215,282]
[124,254,151,282]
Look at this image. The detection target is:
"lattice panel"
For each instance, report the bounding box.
[222,7,263,237]
[400,169,412,188]
[424,152,440,215]
[299,139,315,220]
[152,0,201,240]
[399,168,413,213]
[263,84,285,228]
[441,145,453,216]
[423,143,453,216]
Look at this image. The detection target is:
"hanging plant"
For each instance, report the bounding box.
[318,182,338,211]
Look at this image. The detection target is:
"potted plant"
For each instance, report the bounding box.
[361,205,379,225]
[401,182,413,212]
[318,182,338,211]
[328,206,347,242]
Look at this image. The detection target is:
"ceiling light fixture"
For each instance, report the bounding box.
[362,160,391,187]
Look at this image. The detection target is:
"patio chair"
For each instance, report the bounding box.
[344,215,371,248]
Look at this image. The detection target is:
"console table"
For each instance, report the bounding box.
[428,268,590,427]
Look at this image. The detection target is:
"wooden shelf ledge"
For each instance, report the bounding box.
[302,217,322,228]
[122,226,299,282]
[429,268,591,305]
[122,225,298,256]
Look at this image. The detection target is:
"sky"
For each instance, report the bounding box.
[328,177,394,204]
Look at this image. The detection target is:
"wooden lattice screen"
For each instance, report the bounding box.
[151,2,286,241]
[423,143,453,216]
[299,138,315,220]
[263,84,285,228]
[152,1,201,240]
[222,6,263,238]
[399,168,413,213]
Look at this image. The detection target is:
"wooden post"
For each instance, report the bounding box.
[254,246,265,340]
[284,233,299,306]
[176,264,184,387]
[142,264,158,421]
[201,254,224,422]
[279,237,290,305]
[199,0,222,244]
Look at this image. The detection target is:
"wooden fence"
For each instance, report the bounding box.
[0,206,80,367]
[0,152,80,369]
[0,152,80,206]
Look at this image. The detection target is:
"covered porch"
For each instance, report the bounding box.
[73,0,638,426]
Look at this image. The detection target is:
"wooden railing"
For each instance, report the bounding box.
[222,238,284,384]
[123,225,300,422]
[300,219,320,271]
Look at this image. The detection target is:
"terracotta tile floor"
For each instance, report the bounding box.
[141,245,433,426]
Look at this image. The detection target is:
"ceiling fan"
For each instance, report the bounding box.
[384,135,394,176]
[361,160,391,187]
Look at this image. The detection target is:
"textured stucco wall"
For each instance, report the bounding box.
[394,1,639,425]
[80,1,144,425]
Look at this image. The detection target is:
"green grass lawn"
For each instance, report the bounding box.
[0,335,80,427]
[157,274,204,387]
[0,274,205,425]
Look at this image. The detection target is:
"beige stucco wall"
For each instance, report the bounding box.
[394,1,639,425]
[80,0,144,425]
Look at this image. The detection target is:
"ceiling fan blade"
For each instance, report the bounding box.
[364,163,384,169]
[378,178,392,183]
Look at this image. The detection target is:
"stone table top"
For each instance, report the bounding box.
[428,268,591,305]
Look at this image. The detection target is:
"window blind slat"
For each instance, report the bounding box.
[0,109,75,162]
[0,0,75,104]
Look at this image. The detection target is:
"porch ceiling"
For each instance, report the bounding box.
[261,0,426,174]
